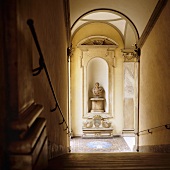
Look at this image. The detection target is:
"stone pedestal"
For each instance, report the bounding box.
[90,98,105,112]
[82,115,113,138]
[82,127,113,138]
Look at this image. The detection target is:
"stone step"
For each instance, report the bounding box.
[47,153,170,169]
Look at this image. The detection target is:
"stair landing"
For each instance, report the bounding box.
[47,152,170,169]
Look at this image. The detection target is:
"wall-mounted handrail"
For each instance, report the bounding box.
[135,123,170,136]
[27,19,69,134]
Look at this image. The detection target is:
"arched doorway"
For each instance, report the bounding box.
[68,10,139,152]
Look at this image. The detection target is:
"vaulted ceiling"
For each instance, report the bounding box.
[69,0,159,49]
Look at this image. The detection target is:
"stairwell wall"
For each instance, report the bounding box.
[31,0,69,158]
[0,1,69,168]
[139,0,170,152]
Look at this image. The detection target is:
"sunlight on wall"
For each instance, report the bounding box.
[139,1,170,146]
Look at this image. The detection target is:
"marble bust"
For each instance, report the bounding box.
[92,82,104,97]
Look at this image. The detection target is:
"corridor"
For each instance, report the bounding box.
[1,0,170,169]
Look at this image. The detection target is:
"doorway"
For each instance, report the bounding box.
[68,22,138,153]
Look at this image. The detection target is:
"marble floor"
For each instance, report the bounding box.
[70,136,135,153]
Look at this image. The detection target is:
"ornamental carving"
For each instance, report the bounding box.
[82,38,116,45]
[83,115,112,128]
[78,36,119,48]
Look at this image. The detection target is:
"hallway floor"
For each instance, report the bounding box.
[70,136,135,153]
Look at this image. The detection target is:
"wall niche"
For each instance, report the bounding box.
[78,36,118,118]
[87,57,108,113]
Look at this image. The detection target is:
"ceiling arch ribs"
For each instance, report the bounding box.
[71,21,124,44]
[80,18,123,22]
[71,8,139,50]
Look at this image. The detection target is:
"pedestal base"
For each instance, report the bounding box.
[82,127,113,138]
[90,98,105,112]
[91,109,104,112]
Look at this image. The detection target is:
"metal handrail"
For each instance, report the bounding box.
[135,123,170,136]
[27,19,69,134]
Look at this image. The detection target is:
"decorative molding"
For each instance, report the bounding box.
[81,38,116,46]
[10,103,44,132]
[122,51,139,62]
[77,35,118,49]
[137,0,168,48]
[79,45,118,49]
[107,49,116,67]
[80,18,123,22]
[80,55,83,68]
[9,118,47,153]
[79,49,117,118]
[121,45,140,62]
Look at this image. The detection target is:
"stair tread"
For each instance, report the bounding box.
[47,153,170,169]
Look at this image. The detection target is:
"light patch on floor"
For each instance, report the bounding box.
[123,136,135,151]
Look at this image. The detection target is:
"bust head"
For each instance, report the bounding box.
[95,82,99,87]
[92,82,104,97]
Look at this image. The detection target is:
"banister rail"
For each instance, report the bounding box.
[135,123,170,136]
[27,19,69,134]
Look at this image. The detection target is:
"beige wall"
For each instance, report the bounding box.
[31,0,69,158]
[71,23,124,136]
[139,1,170,147]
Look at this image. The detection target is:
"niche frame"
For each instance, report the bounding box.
[77,36,118,118]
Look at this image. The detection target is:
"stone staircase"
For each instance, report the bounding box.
[47,153,170,169]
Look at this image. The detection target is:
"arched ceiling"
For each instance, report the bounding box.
[69,0,159,49]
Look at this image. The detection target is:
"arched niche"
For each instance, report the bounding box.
[78,35,118,118]
[87,57,108,113]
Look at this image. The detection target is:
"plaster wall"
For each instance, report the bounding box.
[0,0,69,163]
[0,0,41,167]
[139,1,170,147]
[31,0,69,158]
[0,2,34,168]
[17,0,34,113]
[71,23,124,136]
